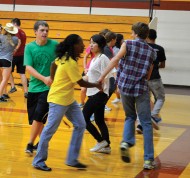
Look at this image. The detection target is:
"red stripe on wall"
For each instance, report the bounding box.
[1,0,190,11]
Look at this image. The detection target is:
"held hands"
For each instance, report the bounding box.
[97,76,104,84]
[84,68,88,74]
[43,76,53,86]
[95,81,103,91]
[97,77,105,91]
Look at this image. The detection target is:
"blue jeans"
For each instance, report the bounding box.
[33,101,86,167]
[121,91,154,161]
[148,78,165,116]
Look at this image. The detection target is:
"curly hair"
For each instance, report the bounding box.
[56,34,82,61]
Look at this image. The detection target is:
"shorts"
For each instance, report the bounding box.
[12,55,26,74]
[27,90,49,125]
[0,59,11,68]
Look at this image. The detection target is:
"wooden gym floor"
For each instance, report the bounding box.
[0,84,190,178]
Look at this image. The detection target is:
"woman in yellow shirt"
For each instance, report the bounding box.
[33,34,101,171]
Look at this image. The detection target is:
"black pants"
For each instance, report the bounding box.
[82,92,110,145]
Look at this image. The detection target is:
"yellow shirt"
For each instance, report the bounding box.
[48,56,82,106]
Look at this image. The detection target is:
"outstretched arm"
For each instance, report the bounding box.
[77,79,102,91]
[98,42,127,83]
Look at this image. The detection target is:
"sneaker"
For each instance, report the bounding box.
[90,140,108,152]
[105,105,112,111]
[24,93,28,98]
[97,146,111,154]
[151,116,161,130]
[25,143,33,156]
[143,160,156,170]
[33,164,52,171]
[111,98,121,104]
[120,142,130,163]
[67,162,87,169]
[0,97,7,102]
[33,142,39,151]
[152,116,162,123]
[9,87,17,93]
[136,125,143,134]
[79,103,84,108]
[2,94,10,99]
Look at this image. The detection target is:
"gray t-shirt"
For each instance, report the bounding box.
[0,34,18,61]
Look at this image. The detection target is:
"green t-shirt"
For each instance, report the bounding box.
[24,39,58,92]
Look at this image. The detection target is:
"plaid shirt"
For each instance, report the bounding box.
[116,38,156,96]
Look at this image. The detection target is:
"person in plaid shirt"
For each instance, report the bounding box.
[98,22,157,170]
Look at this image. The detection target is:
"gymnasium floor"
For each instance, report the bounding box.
[0,84,190,178]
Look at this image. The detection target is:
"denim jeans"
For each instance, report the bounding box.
[33,101,86,167]
[148,78,165,116]
[121,91,154,161]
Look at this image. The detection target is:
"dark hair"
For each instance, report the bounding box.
[34,20,49,31]
[115,33,124,48]
[11,18,21,26]
[99,28,111,37]
[148,29,157,40]
[105,32,117,43]
[56,34,83,61]
[132,22,149,39]
[91,34,106,53]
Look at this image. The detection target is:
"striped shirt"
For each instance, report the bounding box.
[116,38,156,96]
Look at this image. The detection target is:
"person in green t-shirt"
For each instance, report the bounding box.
[24,20,58,156]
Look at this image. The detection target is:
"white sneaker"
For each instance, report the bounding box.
[90,140,108,152]
[111,98,121,104]
[97,146,111,154]
[105,105,112,111]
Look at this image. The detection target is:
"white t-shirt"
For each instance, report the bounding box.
[87,54,111,96]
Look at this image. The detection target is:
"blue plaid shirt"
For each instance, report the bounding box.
[116,38,156,96]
